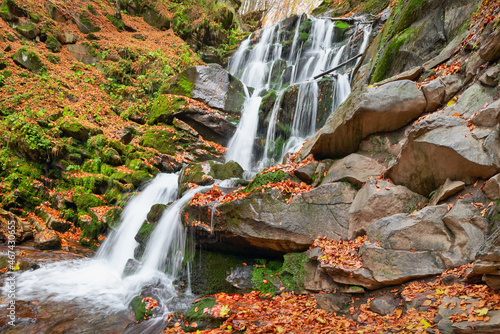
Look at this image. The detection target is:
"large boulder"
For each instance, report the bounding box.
[388,115,498,195]
[149,95,236,145]
[299,80,426,160]
[163,64,246,115]
[479,27,500,62]
[12,47,45,72]
[362,202,487,286]
[67,44,101,65]
[184,183,356,255]
[348,180,427,239]
[322,154,385,187]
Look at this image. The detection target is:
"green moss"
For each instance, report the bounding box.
[139,129,177,155]
[245,170,289,193]
[168,74,195,97]
[251,259,282,295]
[130,295,153,321]
[334,20,350,32]
[148,95,186,125]
[391,0,427,37]
[106,14,126,31]
[12,47,45,73]
[46,54,60,64]
[46,34,61,53]
[73,193,105,213]
[371,27,416,84]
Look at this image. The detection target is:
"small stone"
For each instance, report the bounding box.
[4,44,12,52]
[369,295,400,315]
[429,179,465,205]
[34,230,61,250]
[483,174,500,200]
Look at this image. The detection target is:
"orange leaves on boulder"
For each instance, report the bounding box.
[313,236,367,270]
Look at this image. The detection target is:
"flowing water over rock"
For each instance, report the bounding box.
[1,174,205,332]
[225,15,372,170]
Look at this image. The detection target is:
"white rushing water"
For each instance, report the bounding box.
[226,15,373,170]
[6,174,198,313]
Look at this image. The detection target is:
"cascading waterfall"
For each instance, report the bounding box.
[226,15,373,170]
[7,174,202,315]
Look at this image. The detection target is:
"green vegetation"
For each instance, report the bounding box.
[251,253,309,295]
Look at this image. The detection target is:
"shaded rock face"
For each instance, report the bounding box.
[67,44,101,65]
[299,80,426,160]
[348,180,427,239]
[388,115,498,196]
[322,154,385,187]
[183,183,356,255]
[469,227,500,290]
[164,64,246,115]
[360,202,487,286]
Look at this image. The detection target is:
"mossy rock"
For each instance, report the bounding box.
[139,129,177,155]
[179,297,225,331]
[142,7,170,30]
[178,160,244,195]
[106,14,126,31]
[46,34,61,53]
[12,47,45,72]
[16,21,39,40]
[147,203,167,223]
[148,95,187,125]
[0,0,28,23]
[75,12,101,34]
[260,90,277,115]
[245,170,290,193]
[102,147,121,166]
[129,295,153,322]
[73,193,105,213]
[60,120,102,141]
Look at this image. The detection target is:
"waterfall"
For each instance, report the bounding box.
[7,174,203,314]
[227,16,373,170]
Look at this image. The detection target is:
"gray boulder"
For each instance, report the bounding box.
[471,100,500,128]
[164,64,246,115]
[483,174,500,200]
[429,179,465,206]
[421,78,445,112]
[299,80,426,160]
[34,230,61,250]
[67,44,100,65]
[445,83,496,118]
[479,65,500,87]
[183,183,356,255]
[469,227,500,290]
[388,115,497,196]
[322,154,385,187]
[348,180,427,239]
[479,28,500,62]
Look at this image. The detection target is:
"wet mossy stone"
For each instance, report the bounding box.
[260,90,277,115]
[60,120,102,141]
[147,203,167,223]
[12,47,45,72]
[130,295,153,321]
[181,297,225,330]
[178,160,244,195]
[102,147,121,166]
[245,170,289,193]
[75,12,100,34]
[139,129,177,155]
[148,95,186,125]
[45,34,61,53]
[142,7,170,30]
[163,64,246,115]
[73,193,105,213]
